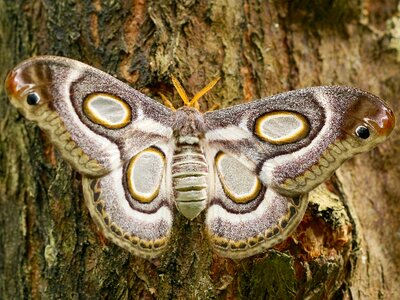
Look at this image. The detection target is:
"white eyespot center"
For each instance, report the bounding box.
[127,148,165,203]
[83,93,131,129]
[255,111,309,144]
[215,152,261,203]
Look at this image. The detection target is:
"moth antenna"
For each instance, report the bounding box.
[189,77,220,108]
[158,92,176,110]
[171,76,190,106]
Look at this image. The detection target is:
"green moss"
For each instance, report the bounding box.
[308,184,349,228]
[239,251,296,300]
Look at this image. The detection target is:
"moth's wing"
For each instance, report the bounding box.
[5,56,174,177]
[204,87,394,196]
[203,148,308,259]
[82,142,174,258]
[204,87,394,258]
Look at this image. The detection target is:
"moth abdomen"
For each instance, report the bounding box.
[172,140,208,220]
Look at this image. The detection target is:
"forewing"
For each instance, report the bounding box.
[204,87,394,196]
[5,56,174,177]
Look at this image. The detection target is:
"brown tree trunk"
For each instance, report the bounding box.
[0,1,399,299]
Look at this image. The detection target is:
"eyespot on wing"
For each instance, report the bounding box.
[342,94,395,142]
[4,59,53,114]
[254,111,310,144]
[83,93,132,129]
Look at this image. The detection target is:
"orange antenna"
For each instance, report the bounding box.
[171,76,220,109]
[189,77,220,107]
[171,76,190,106]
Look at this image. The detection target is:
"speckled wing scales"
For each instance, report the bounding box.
[6,56,175,176]
[204,88,328,194]
[205,150,308,258]
[204,86,395,258]
[202,90,324,257]
[5,56,175,257]
[6,56,395,259]
[82,143,174,258]
[205,87,395,196]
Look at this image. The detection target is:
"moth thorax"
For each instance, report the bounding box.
[172,136,208,220]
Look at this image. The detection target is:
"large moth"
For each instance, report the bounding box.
[5,56,395,259]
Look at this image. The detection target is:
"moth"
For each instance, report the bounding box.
[5,56,395,259]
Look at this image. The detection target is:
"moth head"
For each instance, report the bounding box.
[341,93,395,151]
[5,59,53,120]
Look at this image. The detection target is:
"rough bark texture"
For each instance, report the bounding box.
[0,1,399,299]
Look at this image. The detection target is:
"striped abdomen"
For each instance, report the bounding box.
[172,137,208,220]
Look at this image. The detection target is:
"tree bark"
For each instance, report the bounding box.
[0,1,399,299]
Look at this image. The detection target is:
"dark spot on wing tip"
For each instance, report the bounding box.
[26,92,40,105]
[355,125,370,139]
